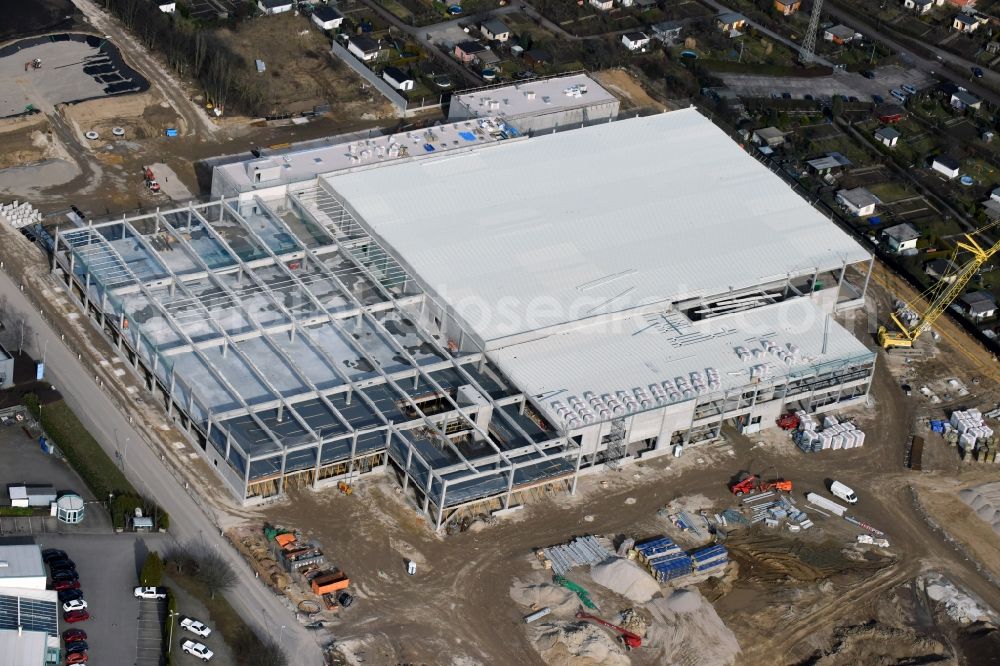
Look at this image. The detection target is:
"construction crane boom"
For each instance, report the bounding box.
[879,230,1000,349]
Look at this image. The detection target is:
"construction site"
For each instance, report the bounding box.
[10,67,1000,664]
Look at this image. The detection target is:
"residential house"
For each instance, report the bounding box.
[652,20,683,42]
[774,0,801,15]
[960,291,998,321]
[875,126,901,147]
[717,12,747,36]
[619,0,634,7]
[951,89,982,110]
[752,126,785,147]
[952,13,980,32]
[824,25,857,44]
[931,154,961,179]
[257,0,293,14]
[807,152,852,176]
[904,0,944,12]
[981,198,1000,221]
[382,66,414,91]
[876,103,906,123]
[634,0,658,7]
[991,186,1000,202]
[621,32,652,51]
[883,222,921,253]
[311,5,344,30]
[155,0,176,12]
[924,258,960,283]
[455,40,488,63]
[836,187,881,217]
[590,0,614,10]
[348,35,382,62]
[480,19,511,42]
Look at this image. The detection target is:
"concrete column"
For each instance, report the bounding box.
[861,255,874,300]
[402,444,414,493]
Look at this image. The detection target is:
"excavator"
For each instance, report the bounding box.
[879,221,1000,350]
[575,611,642,649]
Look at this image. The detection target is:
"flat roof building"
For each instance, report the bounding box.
[0,545,45,591]
[447,73,619,135]
[53,103,875,530]
[0,584,60,666]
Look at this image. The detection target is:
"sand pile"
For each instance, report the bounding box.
[922,573,997,625]
[533,621,630,666]
[959,482,1000,536]
[509,579,577,616]
[643,587,740,666]
[590,557,661,603]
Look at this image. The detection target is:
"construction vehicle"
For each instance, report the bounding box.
[729,471,792,496]
[142,166,160,193]
[575,611,642,650]
[879,222,1000,350]
[776,412,800,431]
[337,481,352,495]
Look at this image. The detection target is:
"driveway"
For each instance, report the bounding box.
[37,532,167,666]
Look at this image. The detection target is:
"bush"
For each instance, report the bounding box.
[0,506,35,517]
[140,552,164,586]
[159,512,169,531]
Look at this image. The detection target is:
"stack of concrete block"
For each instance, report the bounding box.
[0,201,41,229]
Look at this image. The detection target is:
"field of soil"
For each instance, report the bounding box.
[0,0,79,42]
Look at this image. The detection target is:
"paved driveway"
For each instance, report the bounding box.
[37,533,167,666]
[720,65,937,101]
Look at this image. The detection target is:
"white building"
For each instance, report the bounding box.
[347,35,382,62]
[155,0,176,12]
[311,5,344,30]
[590,0,613,10]
[904,0,937,14]
[257,0,293,14]
[875,126,900,148]
[0,586,60,666]
[447,73,620,135]
[836,187,880,217]
[932,155,961,179]
[621,32,652,51]
[883,223,921,253]
[480,19,511,42]
[382,66,414,91]
[953,13,980,32]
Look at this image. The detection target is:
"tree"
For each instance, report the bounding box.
[140,551,164,586]
[192,545,238,599]
[236,629,288,666]
[831,94,844,118]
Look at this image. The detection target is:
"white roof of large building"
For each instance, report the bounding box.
[449,73,617,121]
[490,299,874,428]
[0,629,48,666]
[0,546,44,583]
[324,108,869,346]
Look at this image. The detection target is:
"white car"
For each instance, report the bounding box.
[180,617,212,638]
[62,599,88,613]
[133,586,167,600]
[181,640,214,661]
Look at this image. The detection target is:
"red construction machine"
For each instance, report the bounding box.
[575,611,642,650]
[729,471,793,497]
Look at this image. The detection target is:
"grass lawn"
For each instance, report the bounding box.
[961,158,999,185]
[868,181,914,203]
[25,396,136,500]
[379,0,413,20]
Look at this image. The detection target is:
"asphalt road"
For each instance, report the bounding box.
[0,267,323,664]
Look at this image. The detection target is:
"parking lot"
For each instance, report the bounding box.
[136,596,165,665]
[720,65,936,102]
[169,576,236,666]
[0,409,111,533]
[38,533,167,665]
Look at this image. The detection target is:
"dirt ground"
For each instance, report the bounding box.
[592,69,668,112]
[214,14,395,119]
[0,114,49,169]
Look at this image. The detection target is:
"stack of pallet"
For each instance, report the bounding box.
[630,536,692,583]
[542,536,613,576]
[794,415,865,453]
[949,409,996,462]
[690,545,728,573]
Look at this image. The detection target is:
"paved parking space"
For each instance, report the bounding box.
[169,578,236,666]
[37,533,167,666]
[720,65,937,101]
[136,598,165,665]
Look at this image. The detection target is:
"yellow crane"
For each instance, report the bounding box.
[879,223,1000,350]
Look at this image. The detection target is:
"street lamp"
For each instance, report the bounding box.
[278,625,286,643]
[167,610,179,653]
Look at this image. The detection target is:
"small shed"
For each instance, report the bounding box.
[836,187,880,217]
[382,66,414,91]
[951,90,981,111]
[875,126,900,148]
[480,19,511,42]
[961,291,997,320]
[132,516,154,531]
[931,155,961,179]
[311,5,344,30]
[8,484,56,508]
[883,222,921,253]
[621,32,651,51]
[55,493,85,524]
[752,126,785,148]
[824,25,856,44]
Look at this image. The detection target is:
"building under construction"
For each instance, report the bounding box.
[51,93,877,529]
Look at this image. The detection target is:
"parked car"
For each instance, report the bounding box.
[65,652,89,664]
[901,83,917,95]
[133,586,167,600]
[781,92,792,99]
[58,589,83,604]
[180,618,212,638]
[62,599,88,613]
[181,640,214,661]
[872,94,885,104]
[41,549,66,563]
[62,629,87,642]
[890,88,907,102]
[51,570,79,583]
[52,579,80,591]
[973,66,984,78]
[48,558,76,572]
[65,641,88,654]
[847,96,859,102]
[860,69,875,79]
[830,480,858,504]
[63,609,90,623]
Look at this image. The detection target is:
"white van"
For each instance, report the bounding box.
[829,481,858,504]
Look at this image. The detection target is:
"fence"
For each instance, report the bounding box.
[328,41,440,118]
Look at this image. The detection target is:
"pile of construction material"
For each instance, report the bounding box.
[793,413,865,453]
[629,536,729,583]
[944,409,997,462]
[744,491,813,530]
[542,536,614,576]
[0,201,41,229]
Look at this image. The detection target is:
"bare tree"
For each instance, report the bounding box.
[191,543,238,599]
[238,630,288,666]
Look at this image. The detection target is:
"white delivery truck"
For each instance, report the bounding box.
[829,481,858,504]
